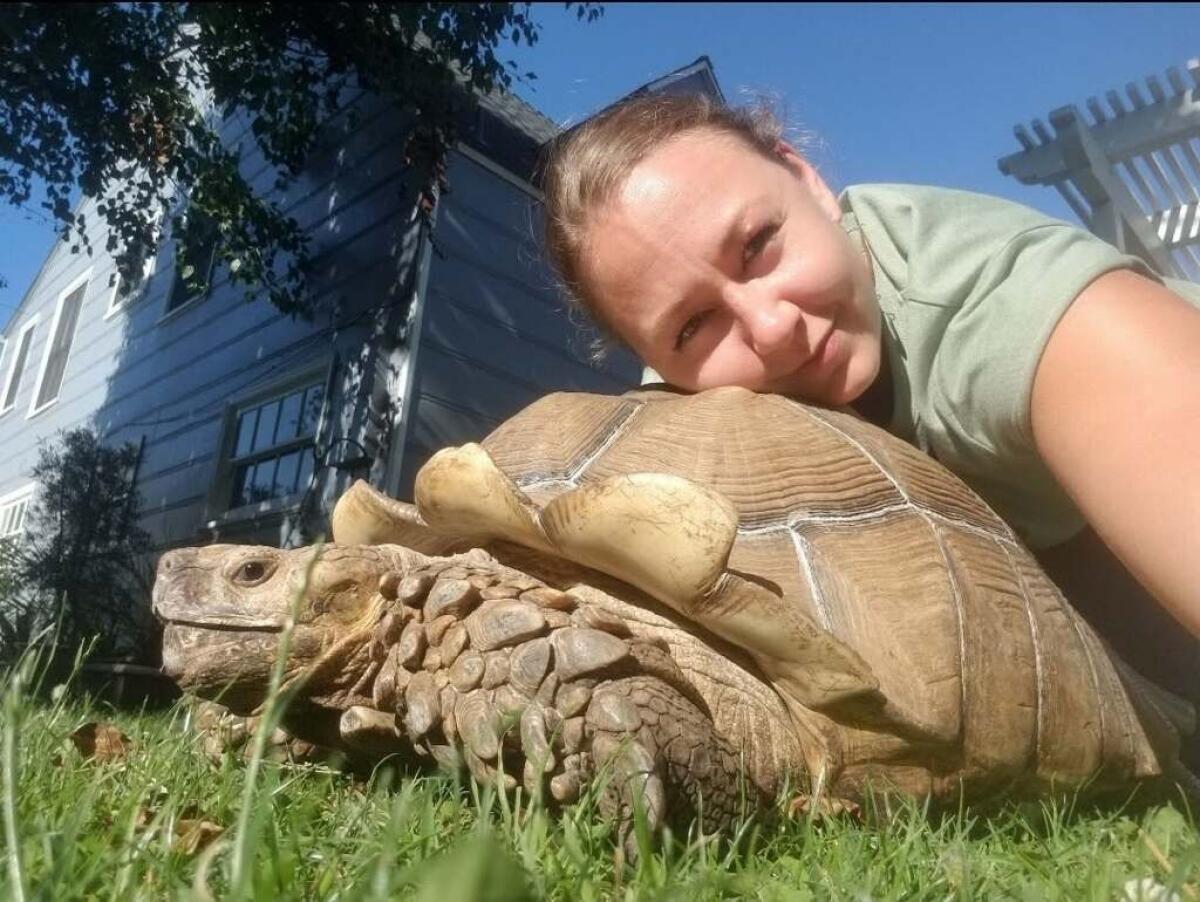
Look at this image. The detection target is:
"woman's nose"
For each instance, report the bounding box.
[724,284,801,356]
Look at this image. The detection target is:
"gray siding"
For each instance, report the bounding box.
[0,87,422,549]
[397,150,641,495]
[0,85,633,553]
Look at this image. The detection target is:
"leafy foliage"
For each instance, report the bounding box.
[0,3,602,317]
[2,428,153,660]
[0,535,34,655]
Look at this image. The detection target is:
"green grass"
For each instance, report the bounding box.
[3,644,1198,900]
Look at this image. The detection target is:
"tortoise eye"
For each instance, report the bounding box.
[233,560,273,586]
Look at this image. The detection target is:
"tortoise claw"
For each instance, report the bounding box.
[549,767,582,804]
[463,744,516,791]
[519,704,556,776]
[339,705,403,755]
[592,732,666,858]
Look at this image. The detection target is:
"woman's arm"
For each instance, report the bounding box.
[1030,268,1200,637]
[1034,526,1199,702]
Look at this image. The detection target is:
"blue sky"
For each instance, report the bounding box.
[2,2,1197,328]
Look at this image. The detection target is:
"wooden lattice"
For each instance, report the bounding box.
[998,59,1200,281]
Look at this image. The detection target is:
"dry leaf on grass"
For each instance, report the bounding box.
[69,722,131,762]
[173,819,225,855]
[133,804,225,856]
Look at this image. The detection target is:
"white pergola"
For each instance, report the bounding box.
[998,59,1200,281]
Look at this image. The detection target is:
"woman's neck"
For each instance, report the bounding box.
[849,340,893,427]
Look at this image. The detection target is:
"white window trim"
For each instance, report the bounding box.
[105,210,164,320]
[28,267,92,419]
[0,315,40,416]
[0,483,37,541]
[204,359,334,528]
[158,205,219,324]
[156,288,206,325]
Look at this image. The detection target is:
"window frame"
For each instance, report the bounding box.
[205,360,334,527]
[161,208,220,321]
[28,268,91,418]
[0,316,39,416]
[0,483,37,545]
[105,209,164,319]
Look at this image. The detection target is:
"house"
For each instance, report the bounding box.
[0,58,721,557]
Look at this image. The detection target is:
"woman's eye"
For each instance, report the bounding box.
[743,222,779,267]
[674,311,708,350]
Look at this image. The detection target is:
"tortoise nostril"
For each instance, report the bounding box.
[163,548,197,569]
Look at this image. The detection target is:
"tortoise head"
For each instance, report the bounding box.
[154,544,397,714]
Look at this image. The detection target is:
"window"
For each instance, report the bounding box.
[0,486,35,546]
[107,210,163,316]
[165,210,219,314]
[227,379,326,510]
[0,318,37,414]
[30,274,89,415]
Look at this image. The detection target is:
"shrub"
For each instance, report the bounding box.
[0,428,154,662]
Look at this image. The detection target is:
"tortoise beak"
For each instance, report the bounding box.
[159,622,280,712]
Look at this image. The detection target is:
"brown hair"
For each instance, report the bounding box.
[539,92,785,357]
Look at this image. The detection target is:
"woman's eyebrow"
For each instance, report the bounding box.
[646,202,754,345]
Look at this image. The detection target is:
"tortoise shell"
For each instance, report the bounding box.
[477,385,1161,793]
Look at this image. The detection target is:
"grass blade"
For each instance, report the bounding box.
[228,541,323,898]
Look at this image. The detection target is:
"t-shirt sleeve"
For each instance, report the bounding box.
[861,186,1154,445]
[930,216,1159,460]
[847,184,1168,547]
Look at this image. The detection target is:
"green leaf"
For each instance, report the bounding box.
[1143,806,1193,857]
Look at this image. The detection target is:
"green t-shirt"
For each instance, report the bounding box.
[840,183,1200,549]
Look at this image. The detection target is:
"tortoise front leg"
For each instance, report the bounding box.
[190,699,327,764]
[368,556,770,848]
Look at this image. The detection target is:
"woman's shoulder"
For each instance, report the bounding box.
[841,182,1153,310]
[841,181,1050,209]
[849,184,1161,545]
[840,182,1079,252]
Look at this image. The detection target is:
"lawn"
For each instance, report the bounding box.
[3,646,1198,901]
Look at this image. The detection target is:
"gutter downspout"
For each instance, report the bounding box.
[382,205,438,499]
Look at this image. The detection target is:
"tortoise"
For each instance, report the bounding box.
[155,386,1197,841]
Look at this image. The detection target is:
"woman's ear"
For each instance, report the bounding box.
[775,140,842,222]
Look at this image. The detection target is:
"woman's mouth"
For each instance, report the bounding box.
[798,322,837,374]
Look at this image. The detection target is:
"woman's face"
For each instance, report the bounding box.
[581,130,882,406]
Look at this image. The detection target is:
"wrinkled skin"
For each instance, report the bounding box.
[155,543,782,842]
[157,544,388,714]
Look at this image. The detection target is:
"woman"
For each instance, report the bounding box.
[538,92,1200,730]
